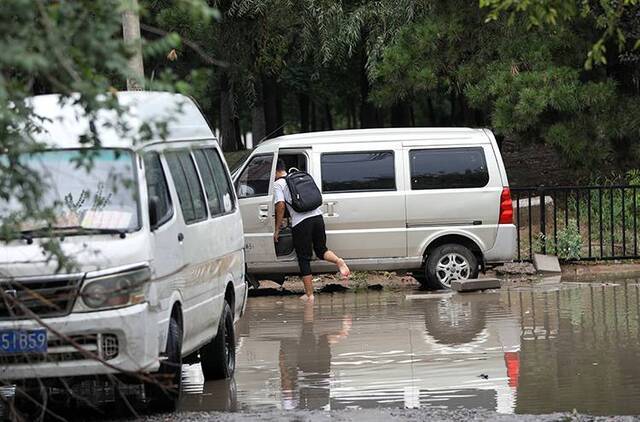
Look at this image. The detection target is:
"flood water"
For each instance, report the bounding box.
[180,281,640,415]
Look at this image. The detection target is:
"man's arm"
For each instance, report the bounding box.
[273,181,286,242]
[274,201,286,242]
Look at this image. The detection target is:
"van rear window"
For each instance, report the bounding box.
[321,151,395,193]
[410,147,489,190]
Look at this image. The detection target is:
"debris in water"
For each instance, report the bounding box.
[248,288,298,297]
[320,283,349,293]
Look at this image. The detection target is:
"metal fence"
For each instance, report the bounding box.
[511,186,640,261]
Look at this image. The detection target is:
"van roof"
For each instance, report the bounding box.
[26,91,215,150]
[259,127,490,148]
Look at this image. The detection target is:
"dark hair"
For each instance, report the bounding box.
[276,159,286,172]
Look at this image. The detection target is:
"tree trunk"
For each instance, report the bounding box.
[359,59,378,128]
[390,101,411,127]
[299,93,310,133]
[219,73,238,152]
[449,90,457,125]
[121,0,144,90]
[263,74,283,139]
[251,79,266,146]
[310,101,317,131]
[234,116,243,150]
[324,104,333,130]
[426,97,436,125]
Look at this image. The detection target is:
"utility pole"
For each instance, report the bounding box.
[122,0,144,90]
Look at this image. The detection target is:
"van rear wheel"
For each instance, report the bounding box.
[200,301,236,381]
[425,244,478,290]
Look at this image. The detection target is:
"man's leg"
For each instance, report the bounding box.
[322,251,350,279]
[312,216,350,279]
[293,218,315,301]
[301,274,314,299]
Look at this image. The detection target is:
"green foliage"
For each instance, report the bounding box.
[370,0,640,169]
[480,0,640,69]
[536,221,583,261]
[0,0,214,272]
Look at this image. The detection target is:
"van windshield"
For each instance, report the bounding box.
[1,149,140,235]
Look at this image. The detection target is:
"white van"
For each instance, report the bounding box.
[0,92,247,412]
[233,128,515,289]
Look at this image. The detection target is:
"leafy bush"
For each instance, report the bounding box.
[535,219,582,260]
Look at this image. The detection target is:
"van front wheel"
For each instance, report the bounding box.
[146,316,182,413]
[425,244,478,290]
[200,301,236,381]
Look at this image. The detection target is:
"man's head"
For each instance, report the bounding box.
[275,159,287,178]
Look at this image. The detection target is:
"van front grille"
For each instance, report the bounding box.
[0,276,82,320]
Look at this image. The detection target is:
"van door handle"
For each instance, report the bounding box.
[324,202,337,218]
[258,204,269,221]
[177,233,184,242]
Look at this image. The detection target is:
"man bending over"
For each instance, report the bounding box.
[273,159,350,302]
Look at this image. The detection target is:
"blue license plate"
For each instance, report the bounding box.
[0,329,47,354]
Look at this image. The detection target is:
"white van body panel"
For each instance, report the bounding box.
[404,143,503,257]
[234,128,516,278]
[311,142,407,259]
[0,92,246,380]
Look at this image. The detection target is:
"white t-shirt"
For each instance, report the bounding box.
[274,177,322,227]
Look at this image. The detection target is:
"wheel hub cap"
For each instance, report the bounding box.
[436,253,470,287]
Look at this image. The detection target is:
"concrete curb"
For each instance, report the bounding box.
[561,262,640,280]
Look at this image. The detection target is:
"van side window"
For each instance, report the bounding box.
[235,154,274,198]
[410,147,489,190]
[204,149,236,213]
[321,151,395,193]
[144,152,173,226]
[166,151,208,223]
[193,149,223,216]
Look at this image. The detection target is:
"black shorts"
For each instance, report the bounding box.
[292,215,328,276]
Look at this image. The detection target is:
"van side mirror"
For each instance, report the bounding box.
[149,196,160,230]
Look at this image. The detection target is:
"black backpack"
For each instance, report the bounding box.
[284,170,323,212]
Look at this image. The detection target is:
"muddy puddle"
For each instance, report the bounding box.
[180,280,640,415]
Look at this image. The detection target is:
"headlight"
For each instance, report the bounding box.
[80,267,150,310]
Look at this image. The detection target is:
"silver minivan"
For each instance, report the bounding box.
[233,128,516,289]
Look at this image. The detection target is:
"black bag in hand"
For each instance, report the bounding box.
[285,170,323,212]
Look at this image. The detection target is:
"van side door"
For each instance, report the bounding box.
[312,143,407,259]
[144,151,186,326]
[234,153,278,264]
[164,150,214,348]
[193,147,245,318]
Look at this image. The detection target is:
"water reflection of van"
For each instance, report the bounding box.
[233,292,521,413]
[0,92,247,412]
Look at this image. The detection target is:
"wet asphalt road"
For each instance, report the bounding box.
[142,408,639,422]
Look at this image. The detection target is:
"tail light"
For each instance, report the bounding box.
[499,187,513,224]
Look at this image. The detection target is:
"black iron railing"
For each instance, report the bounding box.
[511,186,640,261]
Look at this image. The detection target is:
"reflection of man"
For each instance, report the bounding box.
[279,301,352,410]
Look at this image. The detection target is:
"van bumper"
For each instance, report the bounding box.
[0,303,159,381]
[484,224,517,263]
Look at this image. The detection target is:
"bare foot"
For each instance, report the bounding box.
[337,259,351,280]
[300,294,315,302]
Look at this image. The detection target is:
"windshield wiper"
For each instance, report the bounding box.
[19,226,129,239]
